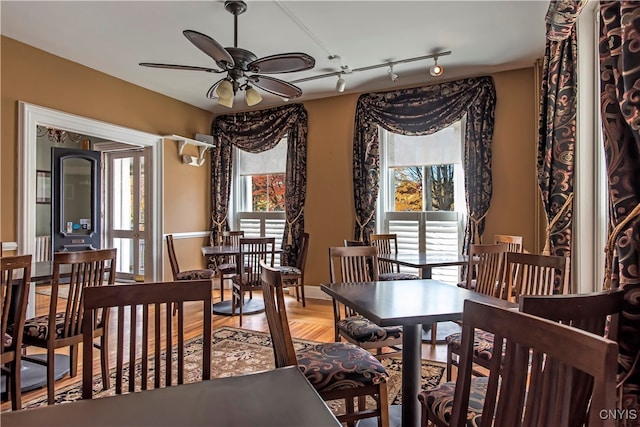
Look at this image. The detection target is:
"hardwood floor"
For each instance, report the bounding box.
[2,286,449,410]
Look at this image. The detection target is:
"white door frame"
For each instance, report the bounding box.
[18,101,164,281]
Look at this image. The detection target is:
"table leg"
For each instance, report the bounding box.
[418,268,439,345]
[402,324,422,427]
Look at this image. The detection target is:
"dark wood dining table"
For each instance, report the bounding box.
[2,366,341,426]
[321,279,516,427]
[377,252,471,344]
[201,245,268,316]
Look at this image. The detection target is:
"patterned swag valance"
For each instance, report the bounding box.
[352,76,496,251]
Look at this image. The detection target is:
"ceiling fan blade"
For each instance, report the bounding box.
[139,63,223,73]
[183,30,234,68]
[248,53,315,74]
[206,78,227,99]
[249,75,303,98]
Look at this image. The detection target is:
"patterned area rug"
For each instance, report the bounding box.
[20,326,446,413]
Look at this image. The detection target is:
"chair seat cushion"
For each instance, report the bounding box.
[276,265,301,276]
[418,377,487,426]
[20,312,105,342]
[337,315,402,342]
[231,274,260,288]
[216,263,237,274]
[296,342,389,392]
[176,269,215,280]
[445,330,496,362]
[379,272,420,281]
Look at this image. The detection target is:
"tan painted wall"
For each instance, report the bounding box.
[2,36,540,291]
[1,36,213,278]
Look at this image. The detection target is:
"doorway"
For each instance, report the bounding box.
[18,102,164,284]
[106,149,146,281]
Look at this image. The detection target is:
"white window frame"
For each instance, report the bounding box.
[377,122,467,284]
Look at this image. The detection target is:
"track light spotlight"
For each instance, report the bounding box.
[388,64,399,82]
[429,56,444,77]
[336,74,346,92]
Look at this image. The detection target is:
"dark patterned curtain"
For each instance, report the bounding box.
[600,1,640,420]
[537,0,584,262]
[210,103,308,266]
[353,76,496,251]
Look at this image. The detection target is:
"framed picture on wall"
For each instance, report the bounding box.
[36,170,51,204]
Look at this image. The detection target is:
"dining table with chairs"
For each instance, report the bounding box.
[321,278,517,427]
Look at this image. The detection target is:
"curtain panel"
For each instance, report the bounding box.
[600,1,640,419]
[536,0,584,264]
[210,103,308,266]
[352,76,496,251]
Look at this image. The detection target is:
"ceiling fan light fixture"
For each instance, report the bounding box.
[244,86,262,106]
[216,79,234,99]
[336,74,346,93]
[217,94,234,108]
[429,56,444,77]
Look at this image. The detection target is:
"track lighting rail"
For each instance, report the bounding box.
[291,51,451,84]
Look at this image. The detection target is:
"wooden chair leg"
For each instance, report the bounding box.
[345,396,355,427]
[446,345,454,381]
[300,281,306,307]
[47,348,56,405]
[10,359,21,410]
[100,334,110,390]
[70,344,78,377]
[238,291,244,327]
[378,382,389,427]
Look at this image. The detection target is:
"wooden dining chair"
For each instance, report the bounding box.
[214,230,244,302]
[277,232,309,307]
[260,260,390,427]
[1,254,32,410]
[231,237,275,326]
[446,250,569,380]
[165,234,215,313]
[81,280,212,398]
[328,246,402,359]
[420,298,619,427]
[22,248,116,404]
[370,233,420,281]
[463,243,509,295]
[493,234,523,253]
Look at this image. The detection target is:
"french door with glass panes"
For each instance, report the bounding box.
[107,150,146,281]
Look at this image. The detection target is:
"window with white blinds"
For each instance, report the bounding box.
[232,138,287,266]
[378,122,466,285]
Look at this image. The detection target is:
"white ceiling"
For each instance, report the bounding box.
[1,1,549,114]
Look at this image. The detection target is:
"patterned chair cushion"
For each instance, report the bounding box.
[296,342,389,392]
[230,274,260,288]
[419,377,488,427]
[216,263,237,274]
[176,269,215,280]
[19,312,105,342]
[445,330,497,362]
[276,265,301,276]
[379,272,420,281]
[337,315,402,342]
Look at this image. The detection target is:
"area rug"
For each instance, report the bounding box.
[20,326,446,413]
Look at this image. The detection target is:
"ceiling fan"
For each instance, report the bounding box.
[139,0,315,108]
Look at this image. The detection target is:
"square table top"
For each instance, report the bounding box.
[321,279,516,327]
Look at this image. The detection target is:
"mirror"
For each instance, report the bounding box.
[61,157,93,235]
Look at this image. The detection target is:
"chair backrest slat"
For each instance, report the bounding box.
[329,246,379,283]
[493,234,523,253]
[165,235,180,280]
[82,280,212,399]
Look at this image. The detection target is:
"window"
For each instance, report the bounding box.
[232,138,287,262]
[378,121,466,284]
